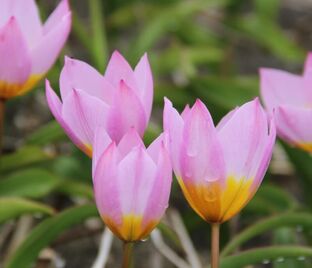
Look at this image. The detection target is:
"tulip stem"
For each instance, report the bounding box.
[211,223,220,268]
[0,98,5,154]
[122,242,134,268]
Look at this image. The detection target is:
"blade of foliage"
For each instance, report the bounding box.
[221,212,312,257]
[219,246,312,268]
[89,0,108,71]
[0,146,53,174]
[0,168,61,198]
[57,180,93,199]
[5,204,99,268]
[26,121,66,146]
[0,198,54,224]
[281,141,312,209]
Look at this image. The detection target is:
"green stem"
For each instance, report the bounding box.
[211,223,220,268]
[89,0,108,72]
[0,98,5,154]
[122,242,133,268]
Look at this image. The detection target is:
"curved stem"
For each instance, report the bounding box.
[211,223,220,268]
[0,98,5,154]
[122,242,134,268]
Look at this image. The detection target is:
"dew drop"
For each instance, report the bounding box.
[297,256,306,261]
[203,188,217,202]
[140,237,148,242]
[262,259,270,265]
[276,257,284,263]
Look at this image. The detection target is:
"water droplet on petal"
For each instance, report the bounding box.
[297,256,306,261]
[262,259,270,265]
[140,237,148,242]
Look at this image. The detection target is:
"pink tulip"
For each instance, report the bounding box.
[46,51,153,157]
[260,53,312,152]
[92,127,172,242]
[163,98,276,223]
[0,0,71,99]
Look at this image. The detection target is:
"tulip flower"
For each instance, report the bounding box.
[164,98,275,223]
[164,98,276,268]
[46,51,153,157]
[260,53,312,153]
[0,0,71,99]
[92,127,172,243]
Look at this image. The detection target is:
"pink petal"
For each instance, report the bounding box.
[30,10,71,74]
[216,107,238,131]
[180,99,225,185]
[0,0,42,47]
[60,57,114,103]
[62,88,109,149]
[134,53,153,119]
[93,142,122,225]
[43,0,69,34]
[147,133,166,163]
[106,81,147,142]
[45,80,89,154]
[181,104,191,120]
[163,98,184,177]
[275,105,312,145]
[260,68,307,111]
[104,50,138,91]
[92,126,112,177]
[143,142,172,224]
[117,146,157,216]
[217,99,269,180]
[0,17,31,84]
[303,53,312,102]
[117,128,145,160]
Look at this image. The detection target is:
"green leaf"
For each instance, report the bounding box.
[26,121,67,146]
[0,198,54,224]
[0,146,53,174]
[220,246,312,268]
[57,180,93,199]
[5,204,99,268]
[0,168,61,198]
[221,212,312,257]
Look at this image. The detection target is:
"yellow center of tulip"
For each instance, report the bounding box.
[102,214,157,242]
[178,176,253,223]
[0,74,43,99]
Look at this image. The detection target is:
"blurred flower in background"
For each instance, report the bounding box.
[46,51,153,157]
[261,53,312,153]
[92,126,172,242]
[164,98,276,223]
[0,0,71,99]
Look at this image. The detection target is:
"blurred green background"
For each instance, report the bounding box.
[0,0,312,267]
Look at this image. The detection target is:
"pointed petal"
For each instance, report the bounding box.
[134,53,153,119]
[0,0,42,47]
[62,88,109,151]
[94,142,123,225]
[117,128,145,160]
[45,80,89,154]
[106,81,147,142]
[0,17,31,84]
[218,99,269,179]
[30,11,71,74]
[104,50,138,90]
[117,146,157,216]
[275,105,312,146]
[216,107,238,131]
[92,126,112,177]
[180,99,225,185]
[163,98,184,177]
[260,68,307,110]
[60,57,114,102]
[43,0,69,33]
[143,142,172,224]
[303,53,312,102]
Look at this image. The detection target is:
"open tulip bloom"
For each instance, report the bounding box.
[46,51,153,157]
[260,53,312,153]
[164,98,276,268]
[92,126,172,265]
[0,0,71,99]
